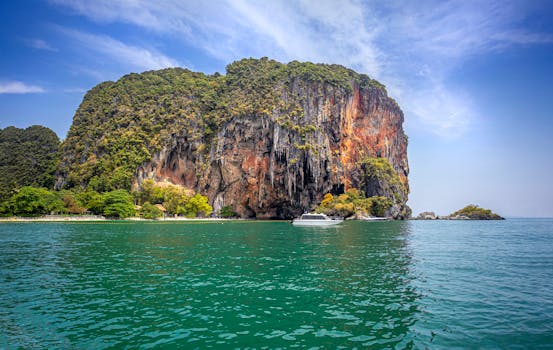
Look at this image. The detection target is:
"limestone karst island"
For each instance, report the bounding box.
[4,1,553,348]
[1,58,411,220]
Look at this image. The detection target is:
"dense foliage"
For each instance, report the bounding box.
[58,58,389,192]
[57,70,224,192]
[136,179,212,217]
[0,180,211,219]
[139,202,163,219]
[0,186,131,218]
[359,157,407,206]
[0,126,60,203]
[101,190,135,218]
[450,205,504,220]
[3,186,64,216]
[317,188,392,218]
[219,205,238,218]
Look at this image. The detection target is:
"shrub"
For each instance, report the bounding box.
[219,205,238,218]
[316,188,392,218]
[7,186,64,216]
[179,194,212,218]
[102,190,135,218]
[75,190,104,214]
[140,202,163,219]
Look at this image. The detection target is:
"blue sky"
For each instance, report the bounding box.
[1,0,553,217]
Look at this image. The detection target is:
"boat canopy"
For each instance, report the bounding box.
[300,214,328,220]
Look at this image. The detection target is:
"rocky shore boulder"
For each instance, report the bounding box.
[414,205,504,220]
[415,211,437,220]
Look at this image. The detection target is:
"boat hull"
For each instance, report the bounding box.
[291,219,343,226]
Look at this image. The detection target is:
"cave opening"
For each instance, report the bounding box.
[331,183,344,195]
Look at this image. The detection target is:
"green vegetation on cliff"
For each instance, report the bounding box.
[0,180,212,219]
[317,188,392,218]
[359,157,407,206]
[314,157,410,219]
[450,205,504,220]
[0,126,60,202]
[58,68,225,192]
[58,58,389,192]
[136,179,212,217]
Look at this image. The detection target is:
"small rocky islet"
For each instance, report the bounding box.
[415,205,504,220]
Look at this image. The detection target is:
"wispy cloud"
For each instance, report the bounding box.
[51,0,553,137]
[24,38,58,52]
[63,87,87,93]
[50,0,182,32]
[0,81,45,94]
[60,28,179,71]
[403,84,474,136]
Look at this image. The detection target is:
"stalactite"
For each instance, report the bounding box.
[129,67,409,219]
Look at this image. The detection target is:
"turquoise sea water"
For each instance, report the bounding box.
[1,219,552,349]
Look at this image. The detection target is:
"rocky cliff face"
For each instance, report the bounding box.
[59,58,409,218]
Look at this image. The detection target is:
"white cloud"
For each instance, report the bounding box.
[25,38,58,51]
[0,81,45,94]
[60,28,179,71]
[404,84,474,137]
[51,0,553,137]
[50,0,194,33]
[491,30,553,46]
[63,87,87,93]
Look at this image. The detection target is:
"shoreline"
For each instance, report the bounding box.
[0,215,256,223]
[2,216,529,223]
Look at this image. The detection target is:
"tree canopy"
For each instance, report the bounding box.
[136,179,212,217]
[317,188,392,218]
[4,186,64,216]
[101,190,135,218]
[0,126,60,203]
[450,205,504,220]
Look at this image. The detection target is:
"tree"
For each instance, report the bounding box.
[219,205,238,218]
[450,204,504,220]
[369,196,392,217]
[320,193,334,207]
[8,187,64,216]
[180,194,212,217]
[334,202,355,217]
[102,190,135,218]
[0,126,60,203]
[360,157,407,206]
[43,191,66,214]
[316,189,392,218]
[76,190,104,214]
[137,179,164,204]
[161,185,191,215]
[59,190,87,214]
[140,202,163,219]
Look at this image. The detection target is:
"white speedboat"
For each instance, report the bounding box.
[292,213,343,226]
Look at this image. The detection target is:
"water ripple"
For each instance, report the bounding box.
[1,220,552,348]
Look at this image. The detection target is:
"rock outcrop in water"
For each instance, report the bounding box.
[57,58,409,219]
[448,205,504,220]
[414,205,504,220]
